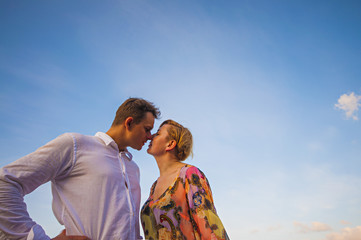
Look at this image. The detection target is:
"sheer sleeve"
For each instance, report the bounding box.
[184,167,229,240]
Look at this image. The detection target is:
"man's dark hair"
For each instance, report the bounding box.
[111,98,160,126]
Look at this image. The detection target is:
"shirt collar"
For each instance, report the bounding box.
[120,151,133,161]
[95,132,115,146]
[95,132,133,161]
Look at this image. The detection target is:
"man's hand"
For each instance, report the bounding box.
[52,230,90,240]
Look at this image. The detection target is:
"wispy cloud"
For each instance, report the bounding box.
[249,224,282,234]
[340,220,351,226]
[294,221,332,233]
[267,224,282,232]
[335,92,361,120]
[291,165,361,217]
[325,226,361,240]
[1,60,71,90]
[250,229,260,234]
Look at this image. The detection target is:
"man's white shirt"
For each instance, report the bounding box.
[0,132,142,240]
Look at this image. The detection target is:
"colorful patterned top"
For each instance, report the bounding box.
[141,164,229,240]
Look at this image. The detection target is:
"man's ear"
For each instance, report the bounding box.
[125,117,133,130]
[166,140,177,151]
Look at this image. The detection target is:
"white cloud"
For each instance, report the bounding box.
[325,226,361,240]
[294,221,332,233]
[340,220,352,226]
[311,222,333,232]
[267,224,282,232]
[335,92,361,120]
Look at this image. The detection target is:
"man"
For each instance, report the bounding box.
[0,98,160,240]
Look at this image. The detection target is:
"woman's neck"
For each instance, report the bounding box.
[155,155,185,177]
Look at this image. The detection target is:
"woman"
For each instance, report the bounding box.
[141,120,229,240]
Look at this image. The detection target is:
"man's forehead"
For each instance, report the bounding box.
[142,112,155,124]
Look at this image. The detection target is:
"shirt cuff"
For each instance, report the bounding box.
[26,224,51,240]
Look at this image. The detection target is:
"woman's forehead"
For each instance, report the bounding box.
[159,124,170,132]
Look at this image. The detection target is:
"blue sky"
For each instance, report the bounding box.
[1,1,361,239]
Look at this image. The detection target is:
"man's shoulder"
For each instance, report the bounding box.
[53,133,99,147]
[63,132,97,141]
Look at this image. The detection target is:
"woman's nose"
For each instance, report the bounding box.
[147,133,153,140]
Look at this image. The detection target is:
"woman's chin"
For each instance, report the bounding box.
[146,148,152,154]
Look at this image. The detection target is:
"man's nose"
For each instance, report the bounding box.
[147,133,153,140]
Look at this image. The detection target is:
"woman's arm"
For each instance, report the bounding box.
[185,166,230,240]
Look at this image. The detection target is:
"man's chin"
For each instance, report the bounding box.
[130,144,142,151]
[132,142,146,151]
[136,143,145,151]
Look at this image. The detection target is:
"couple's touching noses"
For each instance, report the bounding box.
[0,98,229,240]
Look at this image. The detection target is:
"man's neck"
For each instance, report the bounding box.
[106,126,127,152]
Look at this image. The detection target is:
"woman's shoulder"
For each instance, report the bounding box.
[179,164,207,180]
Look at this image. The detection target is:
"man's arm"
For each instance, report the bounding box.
[0,133,76,240]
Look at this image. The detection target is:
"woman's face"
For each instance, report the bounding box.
[147,124,171,156]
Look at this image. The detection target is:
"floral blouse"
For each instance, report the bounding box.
[141,165,229,240]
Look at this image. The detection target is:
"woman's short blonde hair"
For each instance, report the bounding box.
[160,119,193,161]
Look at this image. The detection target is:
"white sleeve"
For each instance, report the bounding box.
[26,224,51,240]
[0,133,76,240]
